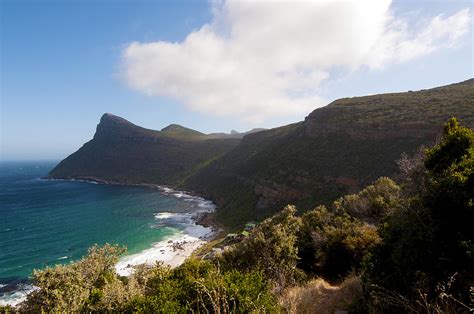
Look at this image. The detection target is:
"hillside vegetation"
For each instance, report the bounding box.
[49,80,474,227]
[184,79,474,226]
[8,118,472,313]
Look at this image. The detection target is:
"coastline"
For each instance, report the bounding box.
[115,186,219,276]
[47,176,221,275]
[1,177,220,306]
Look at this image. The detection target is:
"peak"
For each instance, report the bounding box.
[94,113,142,140]
[246,128,266,134]
[161,124,188,132]
[161,124,205,138]
[100,113,119,120]
[99,113,132,125]
[230,130,240,135]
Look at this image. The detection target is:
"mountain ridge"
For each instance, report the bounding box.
[49,79,474,227]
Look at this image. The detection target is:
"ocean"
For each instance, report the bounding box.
[0,161,215,306]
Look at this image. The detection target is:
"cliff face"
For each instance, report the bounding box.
[48,114,241,184]
[50,79,474,228]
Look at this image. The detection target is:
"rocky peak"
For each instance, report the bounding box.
[94,113,143,140]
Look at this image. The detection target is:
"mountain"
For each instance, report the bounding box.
[208,128,267,139]
[49,80,474,227]
[160,124,206,138]
[48,113,241,184]
[182,79,474,226]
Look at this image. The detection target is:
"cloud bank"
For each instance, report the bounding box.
[121,0,471,123]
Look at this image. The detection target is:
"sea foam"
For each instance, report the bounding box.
[115,187,216,276]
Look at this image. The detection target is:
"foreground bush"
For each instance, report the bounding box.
[364,118,474,311]
[333,177,401,225]
[19,244,277,312]
[20,244,131,312]
[297,205,381,279]
[219,205,304,292]
[128,260,278,313]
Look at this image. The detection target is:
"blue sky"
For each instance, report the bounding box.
[1,0,472,160]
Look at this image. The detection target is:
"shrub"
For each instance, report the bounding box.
[333,177,401,225]
[127,259,279,313]
[219,205,304,292]
[20,244,127,312]
[364,118,474,308]
[298,206,381,279]
[18,243,277,313]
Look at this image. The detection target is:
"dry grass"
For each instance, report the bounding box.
[280,276,362,314]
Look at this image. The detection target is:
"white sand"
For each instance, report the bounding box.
[115,224,215,276]
[115,187,218,276]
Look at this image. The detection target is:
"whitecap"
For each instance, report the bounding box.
[0,284,38,307]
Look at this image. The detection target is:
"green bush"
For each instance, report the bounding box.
[127,259,278,313]
[364,118,474,310]
[297,205,381,279]
[21,244,129,312]
[19,243,277,313]
[333,177,401,224]
[219,205,304,292]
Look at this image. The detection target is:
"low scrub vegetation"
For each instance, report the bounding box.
[6,118,472,313]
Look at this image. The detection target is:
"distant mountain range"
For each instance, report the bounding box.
[49,79,474,227]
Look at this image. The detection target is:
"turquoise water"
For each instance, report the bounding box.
[0,160,206,303]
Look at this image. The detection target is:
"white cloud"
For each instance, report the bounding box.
[121,0,471,124]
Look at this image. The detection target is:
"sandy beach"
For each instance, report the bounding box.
[115,223,216,276]
[115,186,218,276]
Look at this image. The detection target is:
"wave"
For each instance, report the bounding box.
[0,281,38,307]
[116,187,217,276]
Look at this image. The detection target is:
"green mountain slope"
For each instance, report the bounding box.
[182,79,474,226]
[49,80,474,227]
[48,113,241,184]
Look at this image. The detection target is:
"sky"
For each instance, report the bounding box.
[1,0,472,161]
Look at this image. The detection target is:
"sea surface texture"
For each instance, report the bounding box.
[0,161,214,305]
